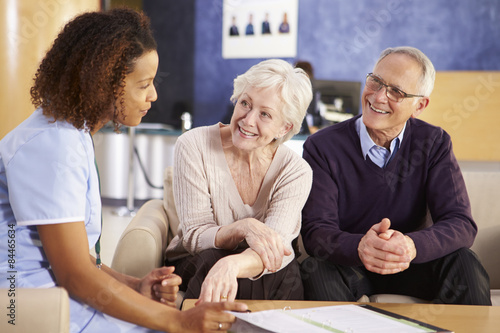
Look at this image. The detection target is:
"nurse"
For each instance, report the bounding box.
[0,8,245,333]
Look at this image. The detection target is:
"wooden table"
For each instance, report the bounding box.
[182,299,500,333]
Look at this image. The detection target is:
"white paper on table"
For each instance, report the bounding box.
[228,304,452,333]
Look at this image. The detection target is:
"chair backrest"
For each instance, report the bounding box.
[163,166,180,242]
[463,171,500,289]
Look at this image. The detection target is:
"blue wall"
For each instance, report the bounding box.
[145,0,500,127]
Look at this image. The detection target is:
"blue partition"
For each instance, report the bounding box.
[144,0,500,127]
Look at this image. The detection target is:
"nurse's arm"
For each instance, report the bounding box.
[37,221,183,331]
[91,255,181,307]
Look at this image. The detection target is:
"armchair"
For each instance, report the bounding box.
[111,166,184,308]
[0,287,69,332]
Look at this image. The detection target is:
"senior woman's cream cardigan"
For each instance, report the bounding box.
[165,123,312,276]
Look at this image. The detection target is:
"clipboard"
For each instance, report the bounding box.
[229,304,453,333]
[357,304,452,333]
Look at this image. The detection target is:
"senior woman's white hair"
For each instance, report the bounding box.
[230,59,313,145]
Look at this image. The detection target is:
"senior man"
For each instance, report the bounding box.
[300,46,491,305]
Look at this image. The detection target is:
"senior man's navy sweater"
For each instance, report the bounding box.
[301,115,476,266]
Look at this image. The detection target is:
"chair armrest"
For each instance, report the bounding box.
[464,171,500,289]
[111,199,170,278]
[0,287,69,332]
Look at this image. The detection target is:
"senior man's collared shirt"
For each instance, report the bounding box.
[356,116,406,168]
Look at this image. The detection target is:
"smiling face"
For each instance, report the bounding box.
[230,85,291,152]
[115,50,159,127]
[361,53,429,143]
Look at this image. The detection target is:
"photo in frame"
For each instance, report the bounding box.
[222,0,298,59]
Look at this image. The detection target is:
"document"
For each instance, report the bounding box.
[229,304,452,333]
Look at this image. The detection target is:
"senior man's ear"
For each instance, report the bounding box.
[411,96,430,118]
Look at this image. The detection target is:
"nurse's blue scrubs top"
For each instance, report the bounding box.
[0,109,154,332]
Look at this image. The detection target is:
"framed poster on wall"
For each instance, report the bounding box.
[222,0,298,59]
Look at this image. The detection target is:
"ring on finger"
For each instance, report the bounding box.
[221,295,228,300]
[218,322,223,330]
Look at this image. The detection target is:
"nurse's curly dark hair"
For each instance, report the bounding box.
[30,8,157,133]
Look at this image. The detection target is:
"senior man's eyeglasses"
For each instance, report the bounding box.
[365,73,425,103]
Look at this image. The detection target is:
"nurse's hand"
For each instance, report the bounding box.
[177,301,247,333]
[138,266,182,307]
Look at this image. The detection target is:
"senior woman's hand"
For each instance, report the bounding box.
[215,218,291,273]
[196,256,239,304]
[242,218,291,272]
[196,245,283,304]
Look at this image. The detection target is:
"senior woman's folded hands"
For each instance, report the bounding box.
[195,247,276,304]
[196,218,291,304]
[215,217,291,273]
[242,218,291,272]
[196,255,240,304]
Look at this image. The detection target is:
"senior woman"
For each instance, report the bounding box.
[165,59,313,303]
